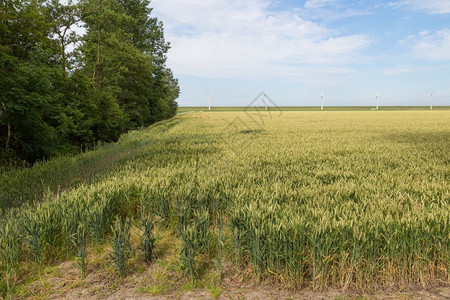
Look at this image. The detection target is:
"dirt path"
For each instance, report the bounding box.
[22,260,450,300]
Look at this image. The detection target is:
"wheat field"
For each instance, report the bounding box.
[1,110,449,295]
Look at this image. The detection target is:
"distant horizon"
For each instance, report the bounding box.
[178,105,450,107]
[178,105,450,108]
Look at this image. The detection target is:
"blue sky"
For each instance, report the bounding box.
[151,0,450,107]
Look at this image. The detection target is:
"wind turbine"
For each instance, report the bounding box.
[321,92,324,111]
[376,92,379,110]
[430,92,433,110]
[207,92,211,111]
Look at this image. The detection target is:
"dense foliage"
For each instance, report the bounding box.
[0,0,179,163]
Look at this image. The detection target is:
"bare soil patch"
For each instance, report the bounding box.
[20,259,450,300]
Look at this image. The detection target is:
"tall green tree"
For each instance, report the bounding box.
[46,0,100,151]
[47,0,80,78]
[80,0,178,130]
[0,0,60,161]
[1,0,179,164]
[120,0,179,121]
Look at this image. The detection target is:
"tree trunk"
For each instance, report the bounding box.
[95,42,101,90]
[61,39,66,78]
[60,27,70,79]
[6,123,11,149]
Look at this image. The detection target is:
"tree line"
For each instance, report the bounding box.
[0,0,179,163]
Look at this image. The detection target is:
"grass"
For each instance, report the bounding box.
[207,284,222,299]
[138,268,172,295]
[0,109,449,297]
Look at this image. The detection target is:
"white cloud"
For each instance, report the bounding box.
[151,0,370,81]
[381,65,445,75]
[304,0,337,9]
[391,0,450,14]
[413,30,450,60]
[382,66,417,75]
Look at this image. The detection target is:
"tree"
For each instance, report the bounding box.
[1,0,179,164]
[47,0,81,78]
[117,0,178,124]
[0,0,60,161]
[80,0,178,130]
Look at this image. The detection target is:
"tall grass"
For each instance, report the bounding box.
[141,213,155,263]
[0,216,20,293]
[109,218,132,276]
[180,224,197,279]
[76,223,87,278]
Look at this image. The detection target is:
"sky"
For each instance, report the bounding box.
[150,0,450,107]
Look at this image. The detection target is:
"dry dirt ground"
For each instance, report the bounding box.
[19,259,450,300]
[16,229,449,300]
